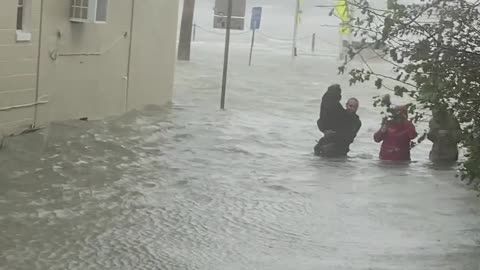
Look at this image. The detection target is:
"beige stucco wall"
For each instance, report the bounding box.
[36,0,134,125]
[0,0,179,135]
[0,0,41,136]
[36,0,179,126]
[127,0,179,110]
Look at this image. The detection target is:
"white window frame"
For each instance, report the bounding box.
[16,0,32,42]
[70,0,108,24]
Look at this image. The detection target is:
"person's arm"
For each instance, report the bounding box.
[374,126,386,143]
[343,119,362,144]
[354,120,362,136]
[427,130,436,142]
[317,118,325,132]
[317,104,329,133]
[406,121,418,139]
[427,119,437,142]
[450,119,462,143]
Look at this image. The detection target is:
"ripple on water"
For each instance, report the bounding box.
[1,45,480,270]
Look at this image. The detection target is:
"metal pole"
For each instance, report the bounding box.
[177,0,196,61]
[33,0,45,128]
[192,22,196,41]
[125,0,136,111]
[248,28,256,66]
[292,0,300,57]
[338,29,344,60]
[311,33,316,52]
[220,0,233,109]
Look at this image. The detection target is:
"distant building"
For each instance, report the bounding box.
[0,0,179,137]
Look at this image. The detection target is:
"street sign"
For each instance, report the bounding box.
[250,7,262,30]
[213,0,246,30]
[214,0,246,17]
[214,16,245,30]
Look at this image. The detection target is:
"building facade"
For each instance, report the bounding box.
[0,0,179,137]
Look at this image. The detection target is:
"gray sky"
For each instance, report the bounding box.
[190,0,344,46]
[181,0,404,54]
[188,0,391,40]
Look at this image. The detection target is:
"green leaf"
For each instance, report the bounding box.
[387,0,395,9]
[394,86,408,97]
[390,48,398,61]
[327,0,480,185]
[375,78,383,89]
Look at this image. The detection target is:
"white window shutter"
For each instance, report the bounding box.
[87,0,97,22]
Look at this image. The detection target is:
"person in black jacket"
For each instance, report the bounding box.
[314,85,361,157]
[317,84,345,134]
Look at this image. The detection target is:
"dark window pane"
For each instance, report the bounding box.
[74,7,81,18]
[81,7,88,19]
[17,6,23,30]
[96,0,108,22]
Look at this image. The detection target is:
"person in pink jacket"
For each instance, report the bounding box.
[374,105,417,161]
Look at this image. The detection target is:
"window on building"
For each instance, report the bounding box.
[16,0,32,42]
[71,0,89,20]
[71,0,108,23]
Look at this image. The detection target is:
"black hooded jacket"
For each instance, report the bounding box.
[317,84,346,133]
[315,85,362,156]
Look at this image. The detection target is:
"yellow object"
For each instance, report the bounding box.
[336,0,351,34]
[297,0,304,24]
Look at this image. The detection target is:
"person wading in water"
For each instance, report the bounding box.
[428,106,462,164]
[315,84,361,157]
[374,105,417,161]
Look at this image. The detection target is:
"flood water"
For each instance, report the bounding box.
[1,35,480,269]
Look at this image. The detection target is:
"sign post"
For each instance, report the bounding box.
[214,0,246,109]
[220,0,233,110]
[292,0,301,57]
[249,7,262,66]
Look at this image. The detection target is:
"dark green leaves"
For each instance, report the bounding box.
[394,86,408,97]
[330,0,480,184]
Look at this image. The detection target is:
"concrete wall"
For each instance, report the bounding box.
[0,0,41,136]
[0,0,179,136]
[127,0,179,110]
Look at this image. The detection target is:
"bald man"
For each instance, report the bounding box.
[315,97,362,157]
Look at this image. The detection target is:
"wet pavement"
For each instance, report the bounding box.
[0,42,479,270]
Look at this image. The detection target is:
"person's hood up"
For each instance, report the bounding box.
[392,105,408,119]
[322,84,342,103]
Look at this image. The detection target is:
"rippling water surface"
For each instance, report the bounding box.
[1,43,479,270]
